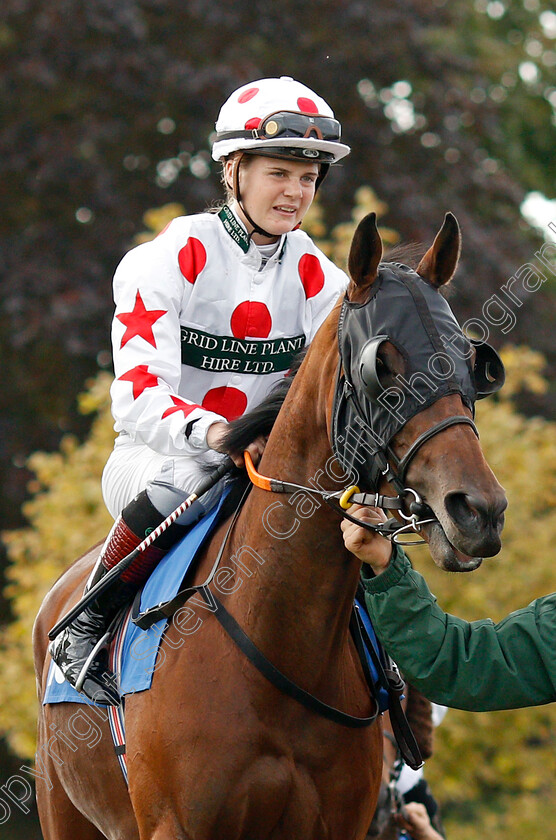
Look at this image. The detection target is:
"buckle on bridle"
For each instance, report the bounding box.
[386,488,435,544]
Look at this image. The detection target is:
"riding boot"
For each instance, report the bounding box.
[48,562,137,705]
[49,489,191,705]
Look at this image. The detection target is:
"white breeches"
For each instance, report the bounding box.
[101,436,228,521]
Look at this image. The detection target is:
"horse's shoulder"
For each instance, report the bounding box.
[48,541,104,595]
[33,542,104,682]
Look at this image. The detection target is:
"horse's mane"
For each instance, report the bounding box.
[222,349,307,454]
[405,685,434,760]
[382,241,454,298]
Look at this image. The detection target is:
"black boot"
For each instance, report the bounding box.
[49,490,188,705]
[48,568,133,706]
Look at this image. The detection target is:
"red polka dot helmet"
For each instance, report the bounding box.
[212,76,350,164]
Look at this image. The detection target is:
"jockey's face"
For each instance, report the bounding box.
[227,155,319,244]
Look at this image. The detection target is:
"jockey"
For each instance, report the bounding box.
[49,76,351,705]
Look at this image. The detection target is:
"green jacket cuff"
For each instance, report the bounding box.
[360,545,412,593]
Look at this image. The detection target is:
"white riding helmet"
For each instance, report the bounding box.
[212,76,350,164]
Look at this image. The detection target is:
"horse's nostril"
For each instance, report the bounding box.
[445,493,470,530]
[445,492,505,531]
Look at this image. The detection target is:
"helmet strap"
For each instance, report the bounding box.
[232,154,277,241]
[228,152,327,240]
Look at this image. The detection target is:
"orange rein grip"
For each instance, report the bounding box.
[243,450,273,492]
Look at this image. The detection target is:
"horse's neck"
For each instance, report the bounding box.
[228,325,360,678]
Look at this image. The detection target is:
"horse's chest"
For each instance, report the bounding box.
[210,721,379,838]
[212,749,376,839]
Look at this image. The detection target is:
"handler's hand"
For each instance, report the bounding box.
[340,504,393,574]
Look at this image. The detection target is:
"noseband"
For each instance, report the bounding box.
[244,415,476,544]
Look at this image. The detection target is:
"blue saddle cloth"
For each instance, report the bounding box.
[44,489,388,711]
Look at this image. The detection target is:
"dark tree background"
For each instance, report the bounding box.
[0,0,555,834]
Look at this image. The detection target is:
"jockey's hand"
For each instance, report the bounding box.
[206,422,268,469]
[241,434,268,468]
[395,802,444,840]
[340,504,393,574]
[206,421,228,450]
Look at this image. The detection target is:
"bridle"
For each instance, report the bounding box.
[328,350,481,541]
[243,413,476,545]
[244,261,504,541]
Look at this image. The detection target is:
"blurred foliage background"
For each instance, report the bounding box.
[1,0,556,836]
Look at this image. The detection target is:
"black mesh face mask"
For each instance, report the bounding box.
[331,263,505,491]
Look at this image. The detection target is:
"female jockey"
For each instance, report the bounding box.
[50,76,351,705]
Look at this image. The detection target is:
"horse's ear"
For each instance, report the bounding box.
[348,212,383,295]
[416,212,461,287]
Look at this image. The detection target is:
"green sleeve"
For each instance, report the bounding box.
[361,548,556,711]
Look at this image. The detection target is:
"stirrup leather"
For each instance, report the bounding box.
[73,629,113,694]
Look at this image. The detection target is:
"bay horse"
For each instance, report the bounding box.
[33,212,507,840]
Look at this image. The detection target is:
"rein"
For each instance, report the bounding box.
[244,449,441,545]
[131,483,423,754]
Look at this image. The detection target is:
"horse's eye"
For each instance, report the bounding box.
[375,356,387,379]
[375,355,396,392]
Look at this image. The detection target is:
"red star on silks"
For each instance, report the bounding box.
[116,290,167,349]
[118,365,160,400]
[161,396,202,420]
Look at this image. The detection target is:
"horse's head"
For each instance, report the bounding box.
[332,212,507,571]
